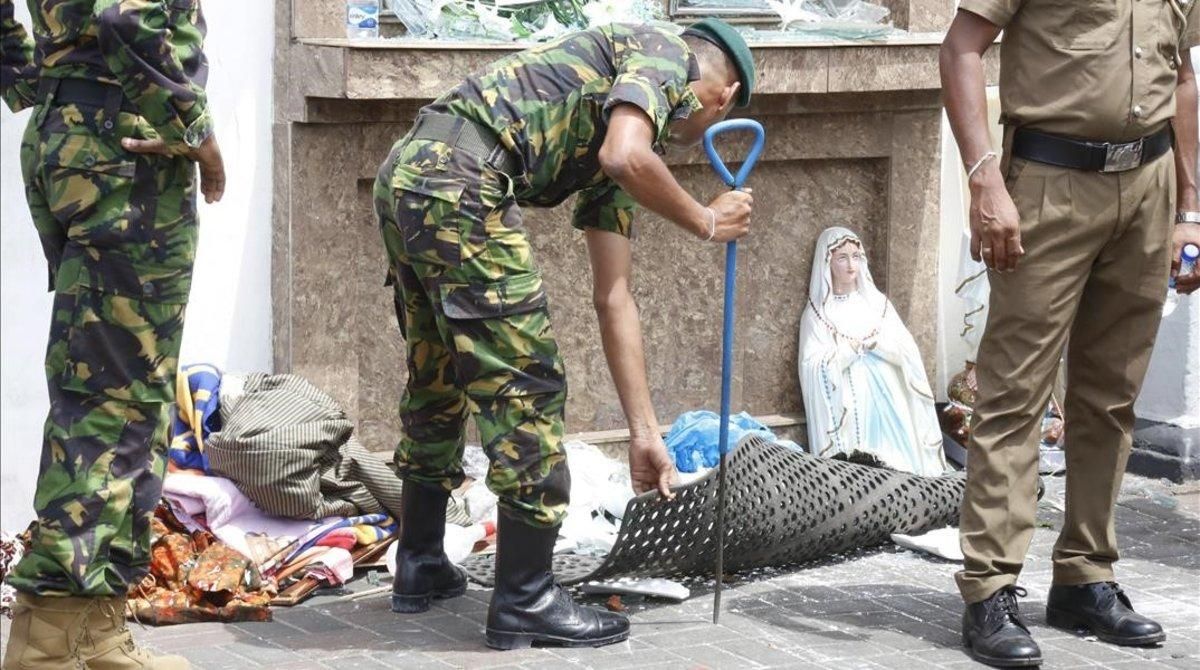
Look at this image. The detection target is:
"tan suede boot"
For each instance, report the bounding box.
[79,597,189,670]
[1,593,88,670]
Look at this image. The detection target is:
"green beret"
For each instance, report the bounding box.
[682,18,755,107]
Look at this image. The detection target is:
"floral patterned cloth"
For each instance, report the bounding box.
[126,506,276,625]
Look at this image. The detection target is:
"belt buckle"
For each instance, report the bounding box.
[1102,138,1143,172]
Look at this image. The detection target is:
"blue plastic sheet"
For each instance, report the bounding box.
[666,410,803,472]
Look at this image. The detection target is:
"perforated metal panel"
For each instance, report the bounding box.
[461,435,965,586]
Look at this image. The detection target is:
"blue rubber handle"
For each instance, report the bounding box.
[703,119,767,189]
[703,119,765,456]
[705,118,765,626]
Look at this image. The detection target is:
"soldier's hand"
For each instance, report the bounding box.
[1171,222,1200,295]
[193,135,226,204]
[969,165,1023,272]
[628,433,678,500]
[706,188,753,243]
[121,134,226,204]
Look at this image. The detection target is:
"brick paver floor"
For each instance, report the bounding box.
[3,474,1197,669]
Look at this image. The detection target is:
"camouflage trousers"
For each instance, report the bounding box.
[374,129,571,528]
[8,101,197,596]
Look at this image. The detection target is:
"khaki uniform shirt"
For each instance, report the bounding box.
[961,0,1199,141]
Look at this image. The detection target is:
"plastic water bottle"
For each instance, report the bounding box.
[1163,242,1200,316]
[1178,243,1200,283]
[346,0,380,39]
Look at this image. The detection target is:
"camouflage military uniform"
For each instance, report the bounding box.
[1,0,36,111]
[5,0,211,597]
[375,24,700,527]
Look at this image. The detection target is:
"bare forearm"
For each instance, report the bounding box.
[1173,63,1198,211]
[940,44,993,172]
[603,147,709,238]
[595,294,660,438]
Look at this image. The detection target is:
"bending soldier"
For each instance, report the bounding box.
[376,19,755,650]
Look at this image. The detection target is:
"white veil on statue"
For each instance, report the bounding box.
[798,227,949,476]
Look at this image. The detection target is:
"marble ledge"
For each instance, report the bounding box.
[285,34,971,115]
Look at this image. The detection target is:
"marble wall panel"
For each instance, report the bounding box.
[353,179,408,455]
[276,43,948,451]
[293,0,344,39]
[290,153,902,451]
[751,48,828,96]
[885,111,943,380]
[908,0,954,32]
[271,122,293,373]
[827,45,942,93]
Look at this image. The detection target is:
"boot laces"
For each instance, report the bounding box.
[100,598,146,656]
[73,599,101,666]
[991,586,1030,632]
[1096,581,1131,611]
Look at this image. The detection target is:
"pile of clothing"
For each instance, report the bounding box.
[135,366,436,623]
[0,529,30,617]
[128,507,275,625]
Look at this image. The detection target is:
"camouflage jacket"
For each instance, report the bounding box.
[1,0,36,111]
[20,0,212,153]
[423,24,702,236]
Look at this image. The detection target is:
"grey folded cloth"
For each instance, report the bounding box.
[206,372,469,524]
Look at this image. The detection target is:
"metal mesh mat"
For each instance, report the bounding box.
[461,434,965,586]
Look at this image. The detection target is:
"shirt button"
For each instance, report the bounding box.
[1134,46,1143,58]
[1133,105,1144,118]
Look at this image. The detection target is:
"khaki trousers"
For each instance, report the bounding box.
[956,147,1175,604]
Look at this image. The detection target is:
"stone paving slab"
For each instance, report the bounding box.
[2,475,1197,669]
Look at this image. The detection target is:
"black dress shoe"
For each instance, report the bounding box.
[485,512,629,650]
[962,586,1042,668]
[1046,582,1165,646]
[391,482,468,613]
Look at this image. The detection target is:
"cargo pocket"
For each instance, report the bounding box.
[391,168,468,268]
[438,271,565,398]
[42,130,135,232]
[59,258,190,405]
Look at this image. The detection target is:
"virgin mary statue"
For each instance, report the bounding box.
[798,227,948,476]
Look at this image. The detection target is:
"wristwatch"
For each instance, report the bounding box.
[1178,211,1200,224]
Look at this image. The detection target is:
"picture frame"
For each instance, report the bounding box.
[668,0,779,20]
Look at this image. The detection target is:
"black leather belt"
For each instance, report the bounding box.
[410,113,519,176]
[1011,125,1173,173]
[37,78,139,115]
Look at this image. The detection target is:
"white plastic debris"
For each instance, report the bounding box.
[890,526,963,561]
[462,445,490,481]
[460,481,499,524]
[580,577,690,602]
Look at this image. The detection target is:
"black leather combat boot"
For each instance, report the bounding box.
[391,482,467,613]
[1046,581,1164,646]
[962,586,1042,667]
[485,511,629,650]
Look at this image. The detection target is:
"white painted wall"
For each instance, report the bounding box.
[0,3,274,533]
[1137,295,1200,428]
